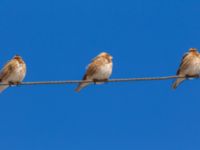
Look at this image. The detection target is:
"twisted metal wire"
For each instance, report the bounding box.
[0,75,190,86]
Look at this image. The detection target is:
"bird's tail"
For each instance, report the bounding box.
[75,82,91,92]
[0,84,9,93]
[172,78,185,89]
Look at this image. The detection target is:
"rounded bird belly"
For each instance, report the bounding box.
[185,61,200,76]
[93,64,112,80]
[6,67,25,82]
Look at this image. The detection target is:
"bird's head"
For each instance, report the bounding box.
[13,55,24,63]
[189,48,198,52]
[98,52,113,60]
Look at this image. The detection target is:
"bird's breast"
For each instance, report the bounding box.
[93,62,113,79]
[185,57,200,75]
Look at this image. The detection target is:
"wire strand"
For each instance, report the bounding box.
[0,75,192,86]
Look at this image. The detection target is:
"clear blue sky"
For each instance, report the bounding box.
[0,0,200,150]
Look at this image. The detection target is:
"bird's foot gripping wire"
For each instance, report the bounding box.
[9,81,21,87]
[93,79,108,84]
[186,74,200,80]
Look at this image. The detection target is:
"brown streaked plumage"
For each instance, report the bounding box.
[75,52,113,92]
[172,48,200,89]
[0,55,26,92]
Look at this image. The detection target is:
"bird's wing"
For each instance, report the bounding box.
[0,59,17,81]
[176,52,193,75]
[84,59,103,79]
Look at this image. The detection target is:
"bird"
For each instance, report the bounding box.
[172,48,200,89]
[75,52,113,92]
[0,55,26,93]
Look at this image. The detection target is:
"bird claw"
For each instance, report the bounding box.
[93,79,99,84]
[185,75,200,80]
[9,81,15,87]
[93,79,108,84]
[186,74,200,78]
[15,81,22,86]
[9,81,21,87]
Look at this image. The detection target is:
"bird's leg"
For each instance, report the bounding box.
[102,79,109,84]
[186,74,200,78]
[9,81,21,86]
[193,74,200,78]
[185,74,200,80]
[15,81,22,86]
[93,79,99,84]
[8,81,15,87]
[102,79,108,82]
[93,78,108,84]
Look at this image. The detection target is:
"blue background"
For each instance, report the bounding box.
[0,0,200,149]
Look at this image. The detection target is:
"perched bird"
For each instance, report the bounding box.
[0,55,26,93]
[75,52,113,92]
[172,48,200,89]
